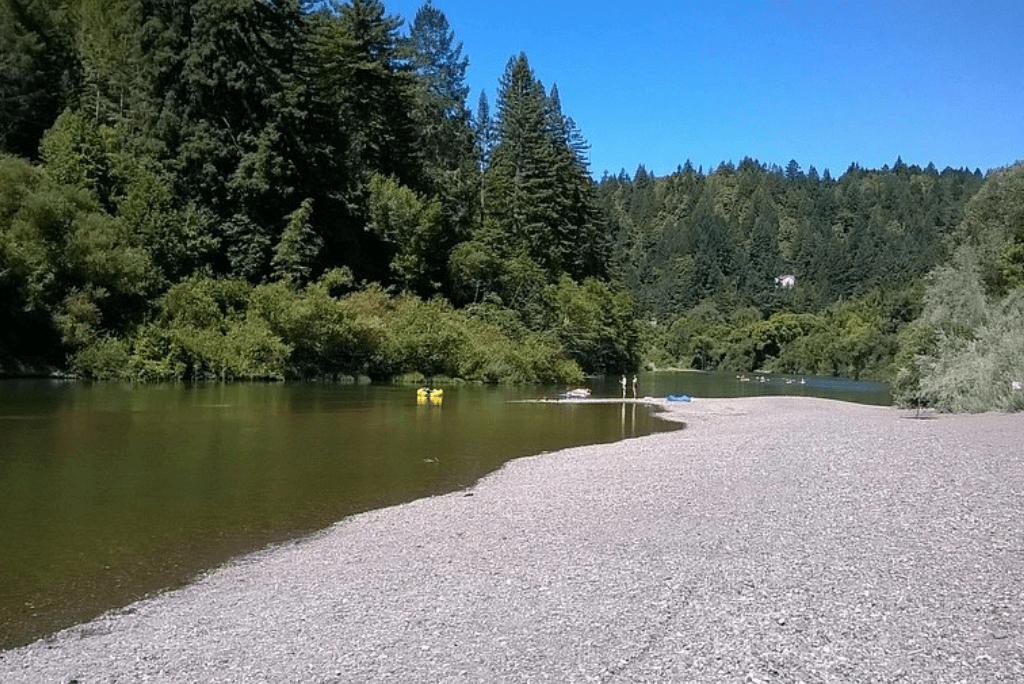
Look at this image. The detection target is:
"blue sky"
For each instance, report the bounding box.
[383,0,1024,178]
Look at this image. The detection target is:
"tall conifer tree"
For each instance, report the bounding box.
[487,53,556,272]
[401,0,476,294]
[0,0,79,158]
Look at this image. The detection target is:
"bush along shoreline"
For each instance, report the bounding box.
[60,273,592,385]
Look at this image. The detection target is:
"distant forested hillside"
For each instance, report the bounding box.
[1,1,1020,409]
[597,160,989,382]
[601,159,983,319]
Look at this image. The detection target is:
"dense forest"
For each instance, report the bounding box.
[600,159,984,376]
[1,0,1022,410]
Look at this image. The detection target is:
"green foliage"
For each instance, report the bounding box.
[404,1,469,118]
[0,154,156,362]
[916,290,1024,412]
[123,275,289,381]
[1,0,1003,396]
[53,285,104,347]
[659,291,905,379]
[70,335,131,380]
[545,275,640,374]
[996,240,1024,291]
[485,54,559,275]
[403,0,475,196]
[891,318,937,408]
[365,174,444,293]
[896,163,1024,412]
[113,159,219,283]
[0,0,78,158]
[374,294,469,378]
[271,198,322,286]
[601,159,983,322]
[475,51,604,303]
[920,255,988,340]
[86,273,582,384]
[447,237,499,303]
[949,162,1024,297]
[461,299,583,384]
[339,286,581,383]
[314,0,418,184]
[771,295,899,379]
[72,0,152,132]
[0,3,623,383]
[250,270,363,378]
[39,109,110,202]
[127,314,290,382]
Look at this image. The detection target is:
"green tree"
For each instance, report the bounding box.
[145,0,313,280]
[683,193,734,304]
[249,268,364,378]
[545,275,640,374]
[72,0,154,134]
[272,198,322,286]
[365,173,443,293]
[543,83,605,280]
[486,53,556,274]
[447,236,499,305]
[404,1,468,121]
[402,0,476,286]
[891,317,937,409]
[784,159,803,182]
[483,53,603,288]
[0,0,78,158]
[112,157,219,284]
[894,194,1018,410]
[126,275,288,381]
[740,189,781,310]
[950,162,1024,297]
[38,107,110,203]
[0,154,156,362]
[314,0,418,184]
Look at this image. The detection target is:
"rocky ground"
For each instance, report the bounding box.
[2,396,1022,683]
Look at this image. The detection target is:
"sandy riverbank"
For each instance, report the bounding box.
[2,397,1022,682]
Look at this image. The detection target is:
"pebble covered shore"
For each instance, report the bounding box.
[1,396,1022,683]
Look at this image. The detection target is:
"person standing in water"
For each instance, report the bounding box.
[632,374,638,398]
[620,375,627,398]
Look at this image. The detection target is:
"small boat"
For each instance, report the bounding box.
[559,388,591,399]
[666,394,691,402]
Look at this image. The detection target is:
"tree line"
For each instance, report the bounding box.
[1,0,632,382]
[598,158,988,379]
[2,0,1020,410]
[599,157,1024,411]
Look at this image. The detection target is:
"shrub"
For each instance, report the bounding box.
[918,289,1024,412]
[71,336,130,380]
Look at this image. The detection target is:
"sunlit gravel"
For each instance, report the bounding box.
[2,397,1022,682]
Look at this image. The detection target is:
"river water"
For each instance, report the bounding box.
[0,372,888,650]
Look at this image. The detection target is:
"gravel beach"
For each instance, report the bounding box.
[2,396,1022,683]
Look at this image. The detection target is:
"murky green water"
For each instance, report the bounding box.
[0,380,677,650]
[0,371,888,650]
[626,370,892,405]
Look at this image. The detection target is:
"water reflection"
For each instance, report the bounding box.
[0,381,676,650]
[621,400,639,440]
[0,372,889,649]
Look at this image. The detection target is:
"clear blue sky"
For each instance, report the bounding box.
[383,0,1024,178]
